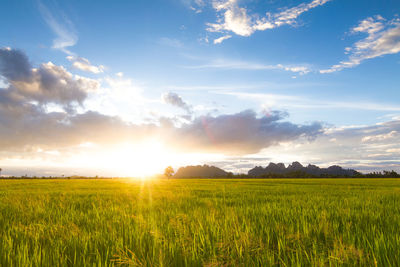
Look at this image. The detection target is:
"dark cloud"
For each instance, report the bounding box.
[169,110,323,154]
[0,48,99,109]
[0,99,155,151]
[0,48,323,156]
[0,48,32,81]
[162,92,192,114]
[34,62,98,105]
[0,48,135,151]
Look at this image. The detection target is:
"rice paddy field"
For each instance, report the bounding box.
[0,178,399,266]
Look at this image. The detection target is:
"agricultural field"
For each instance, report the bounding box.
[0,178,399,266]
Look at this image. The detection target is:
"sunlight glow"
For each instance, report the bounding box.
[92,141,171,177]
[77,140,228,177]
[2,141,228,178]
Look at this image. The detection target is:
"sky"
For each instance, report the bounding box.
[1,0,400,176]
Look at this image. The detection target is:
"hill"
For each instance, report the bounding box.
[248,162,357,177]
[174,165,229,178]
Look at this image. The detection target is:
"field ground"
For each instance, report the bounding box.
[0,178,399,266]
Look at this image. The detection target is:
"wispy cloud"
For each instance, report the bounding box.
[166,80,323,92]
[207,0,331,43]
[223,91,400,112]
[38,3,108,76]
[66,56,105,74]
[183,0,205,13]
[38,1,78,55]
[159,37,184,48]
[321,15,400,73]
[362,130,398,143]
[185,58,311,74]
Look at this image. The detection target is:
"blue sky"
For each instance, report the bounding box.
[1,0,400,176]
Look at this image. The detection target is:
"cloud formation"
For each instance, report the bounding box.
[183,0,205,13]
[66,56,105,74]
[179,116,400,173]
[0,47,32,81]
[169,110,323,154]
[38,2,108,76]
[321,15,400,73]
[362,130,398,143]
[214,35,232,44]
[0,48,148,151]
[162,92,193,114]
[38,1,78,54]
[213,117,400,173]
[207,0,331,43]
[0,48,323,156]
[4,47,400,172]
[315,120,400,171]
[0,48,99,109]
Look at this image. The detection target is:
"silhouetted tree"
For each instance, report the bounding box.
[164,166,174,179]
[0,168,2,177]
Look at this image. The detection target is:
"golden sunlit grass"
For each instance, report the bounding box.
[0,178,399,266]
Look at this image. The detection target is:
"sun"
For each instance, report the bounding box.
[106,141,170,177]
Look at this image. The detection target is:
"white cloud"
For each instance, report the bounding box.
[269,0,330,27]
[277,64,311,75]
[387,148,400,153]
[321,15,400,73]
[213,35,232,44]
[185,0,205,13]
[362,131,398,143]
[207,0,331,42]
[66,56,105,74]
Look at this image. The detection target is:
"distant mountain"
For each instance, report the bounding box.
[174,165,229,178]
[173,162,358,179]
[248,161,357,177]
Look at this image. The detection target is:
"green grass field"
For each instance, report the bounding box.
[0,178,399,266]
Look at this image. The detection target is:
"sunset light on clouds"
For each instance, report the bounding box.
[1,0,400,176]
